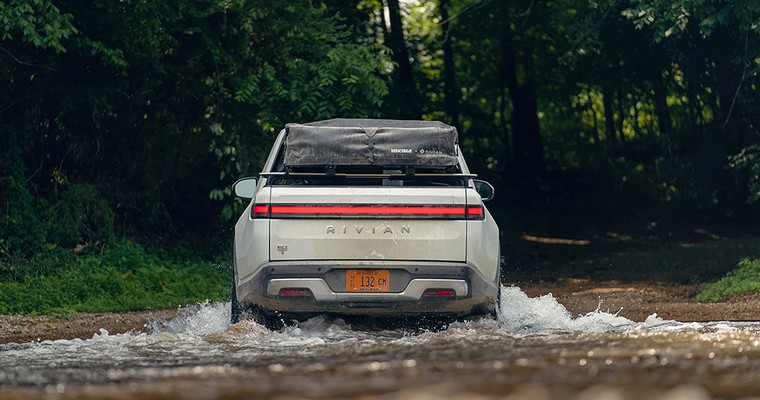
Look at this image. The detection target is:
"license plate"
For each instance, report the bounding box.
[346,270,390,293]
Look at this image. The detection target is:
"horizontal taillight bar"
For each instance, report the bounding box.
[424,289,457,297]
[252,204,270,218]
[251,204,484,220]
[466,206,484,220]
[279,288,313,296]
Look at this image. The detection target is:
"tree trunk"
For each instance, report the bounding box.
[498,73,512,168]
[685,83,703,136]
[652,72,672,137]
[500,31,542,177]
[602,84,617,144]
[616,88,626,142]
[631,96,642,138]
[713,39,739,126]
[439,0,459,132]
[384,0,420,118]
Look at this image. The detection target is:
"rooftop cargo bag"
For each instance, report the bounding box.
[283,119,458,168]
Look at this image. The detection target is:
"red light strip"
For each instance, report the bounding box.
[270,205,466,216]
[424,289,456,297]
[467,206,484,220]
[253,204,485,219]
[252,205,270,214]
[279,288,313,296]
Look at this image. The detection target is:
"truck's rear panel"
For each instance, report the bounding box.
[266,186,469,262]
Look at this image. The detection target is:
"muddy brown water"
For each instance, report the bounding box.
[2,287,760,400]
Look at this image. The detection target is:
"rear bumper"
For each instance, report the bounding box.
[236,261,498,317]
[268,278,469,300]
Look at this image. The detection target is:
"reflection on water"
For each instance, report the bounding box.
[2,287,760,399]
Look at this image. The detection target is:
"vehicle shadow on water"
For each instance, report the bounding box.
[244,312,490,336]
[321,314,489,334]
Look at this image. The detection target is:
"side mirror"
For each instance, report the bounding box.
[233,177,258,199]
[473,179,495,202]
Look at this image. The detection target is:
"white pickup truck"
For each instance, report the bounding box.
[231,119,501,328]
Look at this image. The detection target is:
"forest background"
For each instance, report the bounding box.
[1,0,759,314]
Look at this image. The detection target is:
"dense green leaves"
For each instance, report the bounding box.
[1,0,390,263]
[623,0,760,40]
[698,258,760,302]
[410,0,759,215]
[0,0,76,51]
[2,0,759,301]
[728,144,760,204]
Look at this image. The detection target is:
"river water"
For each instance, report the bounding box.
[2,286,760,399]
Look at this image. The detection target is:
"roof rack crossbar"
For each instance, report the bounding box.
[260,171,477,179]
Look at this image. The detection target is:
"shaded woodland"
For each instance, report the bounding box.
[2,0,759,263]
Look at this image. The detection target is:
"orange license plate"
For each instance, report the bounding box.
[346,270,390,293]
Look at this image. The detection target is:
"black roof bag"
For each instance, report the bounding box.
[283,119,458,168]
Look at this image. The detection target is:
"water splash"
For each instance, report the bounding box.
[497,285,636,333]
[1,285,748,353]
[4,286,760,389]
[134,286,702,337]
[148,301,230,336]
[281,315,355,338]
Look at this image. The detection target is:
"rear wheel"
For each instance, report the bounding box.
[231,284,286,330]
[251,306,285,331]
[231,284,242,324]
[490,260,503,320]
[490,284,502,320]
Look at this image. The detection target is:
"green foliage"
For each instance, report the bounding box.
[697,259,760,302]
[1,0,391,251]
[44,183,115,250]
[623,0,760,41]
[0,152,44,263]
[0,241,229,315]
[209,1,390,218]
[728,144,760,205]
[235,41,388,124]
[2,0,760,313]
[0,0,77,51]
[0,150,115,262]
[232,0,390,121]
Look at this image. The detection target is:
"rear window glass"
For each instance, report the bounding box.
[268,144,466,187]
[268,175,467,187]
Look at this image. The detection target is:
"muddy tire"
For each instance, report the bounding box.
[490,284,502,320]
[487,287,501,320]
[231,284,284,329]
[489,259,503,320]
[251,307,285,331]
[231,284,242,325]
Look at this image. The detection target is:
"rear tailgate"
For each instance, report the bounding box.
[266,186,467,262]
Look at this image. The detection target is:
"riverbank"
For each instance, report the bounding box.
[520,280,760,322]
[0,309,179,344]
[3,280,760,344]
[3,224,759,344]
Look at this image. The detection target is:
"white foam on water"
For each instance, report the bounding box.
[493,286,760,335]
[497,285,636,333]
[5,289,760,387]
[281,315,356,339]
[137,287,741,339]
[149,301,230,336]
[3,287,758,368]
